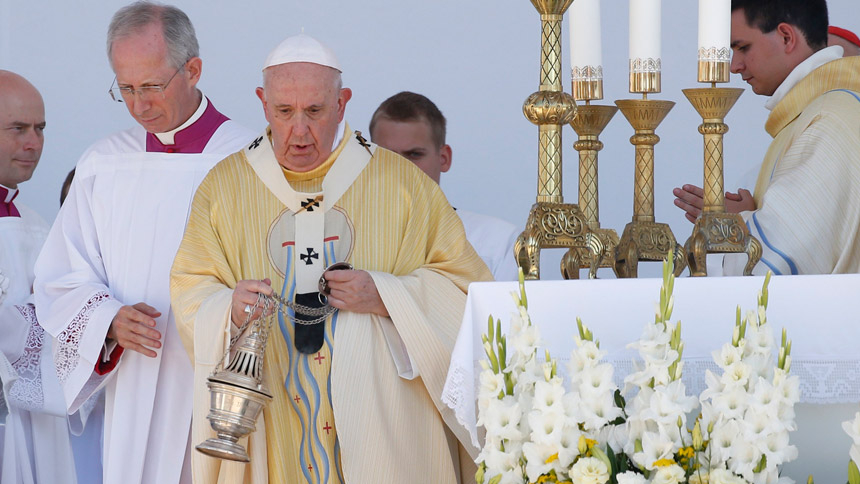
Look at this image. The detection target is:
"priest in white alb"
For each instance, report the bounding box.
[0,69,82,484]
[170,34,491,483]
[32,3,253,483]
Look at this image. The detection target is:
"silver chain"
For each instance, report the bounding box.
[267,292,337,325]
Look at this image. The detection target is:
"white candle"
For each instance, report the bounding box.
[629,0,661,67]
[697,0,730,60]
[569,0,602,76]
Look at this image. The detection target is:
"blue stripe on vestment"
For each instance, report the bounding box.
[751,213,798,274]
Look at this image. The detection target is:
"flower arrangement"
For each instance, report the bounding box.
[843,411,860,484]
[475,253,799,484]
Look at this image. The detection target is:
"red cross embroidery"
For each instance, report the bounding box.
[314,353,325,364]
[308,464,313,472]
[323,422,332,434]
[294,395,301,404]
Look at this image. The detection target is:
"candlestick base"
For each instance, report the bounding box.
[685,212,762,276]
[615,221,686,278]
[515,202,602,280]
[560,228,619,278]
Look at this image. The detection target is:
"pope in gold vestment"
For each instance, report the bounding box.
[171,123,491,484]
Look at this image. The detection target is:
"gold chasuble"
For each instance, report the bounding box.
[171,123,491,484]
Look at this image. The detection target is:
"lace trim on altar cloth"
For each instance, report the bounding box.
[56,291,111,384]
[442,364,475,444]
[8,304,45,411]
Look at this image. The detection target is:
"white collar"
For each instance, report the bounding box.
[331,119,345,150]
[765,46,843,111]
[153,92,207,145]
[1,184,18,203]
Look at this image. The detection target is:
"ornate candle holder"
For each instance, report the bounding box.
[563,77,619,278]
[681,57,761,276]
[515,0,602,280]
[614,97,686,278]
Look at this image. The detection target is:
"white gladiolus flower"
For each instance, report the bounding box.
[570,456,610,484]
[750,377,779,410]
[842,411,860,445]
[527,408,564,445]
[532,379,565,413]
[557,424,583,468]
[522,442,556,482]
[628,323,671,359]
[479,370,506,399]
[650,464,686,484]
[774,373,800,405]
[700,370,726,401]
[510,324,540,360]
[483,446,520,475]
[742,406,779,442]
[760,430,797,466]
[712,386,748,421]
[633,431,674,470]
[720,361,752,388]
[713,343,744,370]
[577,363,616,398]
[482,396,523,442]
[727,439,761,481]
[709,420,740,466]
[616,471,647,484]
[579,393,623,432]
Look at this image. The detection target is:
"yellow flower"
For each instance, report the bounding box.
[653,458,676,468]
[678,447,695,459]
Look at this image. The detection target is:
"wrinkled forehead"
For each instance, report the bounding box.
[263,62,340,90]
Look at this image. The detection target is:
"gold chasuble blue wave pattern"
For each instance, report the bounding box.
[267,240,344,484]
[264,153,348,484]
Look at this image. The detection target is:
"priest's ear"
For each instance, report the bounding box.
[184,57,202,87]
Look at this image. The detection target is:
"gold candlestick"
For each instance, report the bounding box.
[614,98,686,278]
[562,90,619,278]
[515,0,602,280]
[682,78,761,276]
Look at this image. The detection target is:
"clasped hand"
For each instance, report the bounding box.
[673,184,756,223]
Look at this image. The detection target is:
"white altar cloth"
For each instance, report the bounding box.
[442,274,860,450]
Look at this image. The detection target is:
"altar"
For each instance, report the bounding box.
[442,274,860,483]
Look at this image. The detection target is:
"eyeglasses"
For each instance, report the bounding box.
[109,64,184,103]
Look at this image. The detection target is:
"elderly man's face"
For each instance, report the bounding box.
[256,62,351,172]
[0,73,45,188]
[110,22,201,134]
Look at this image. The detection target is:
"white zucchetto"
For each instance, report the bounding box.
[263,33,341,72]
